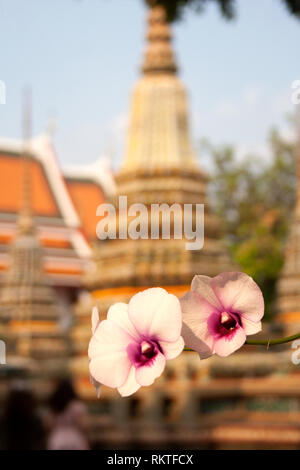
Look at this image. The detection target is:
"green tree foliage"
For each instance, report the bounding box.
[205,128,297,317]
[145,0,300,22]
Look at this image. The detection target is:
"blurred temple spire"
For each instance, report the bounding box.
[142,4,177,75]
[0,89,68,366]
[119,3,196,174]
[277,112,300,328]
[18,87,35,237]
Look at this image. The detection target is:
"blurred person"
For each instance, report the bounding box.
[1,384,46,450]
[46,378,89,450]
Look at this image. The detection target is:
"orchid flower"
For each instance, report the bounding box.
[89,288,184,397]
[180,272,264,358]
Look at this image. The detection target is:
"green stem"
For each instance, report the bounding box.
[184,332,300,352]
[245,332,300,347]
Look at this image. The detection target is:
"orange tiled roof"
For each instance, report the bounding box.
[0,258,83,278]
[66,179,106,240]
[0,232,72,249]
[0,152,60,217]
[0,142,92,286]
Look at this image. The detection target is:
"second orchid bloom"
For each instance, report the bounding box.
[180,272,264,358]
[89,272,264,397]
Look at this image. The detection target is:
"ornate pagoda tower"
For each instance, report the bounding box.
[276,135,300,332]
[0,94,69,378]
[87,4,232,299]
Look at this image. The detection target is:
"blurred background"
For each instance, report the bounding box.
[1,0,300,450]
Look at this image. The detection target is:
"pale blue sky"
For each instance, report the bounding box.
[1,0,300,169]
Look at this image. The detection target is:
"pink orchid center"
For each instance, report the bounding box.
[127,339,161,368]
[140,340,156,359]
[220,312,237,331]
[208,310,241,338]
